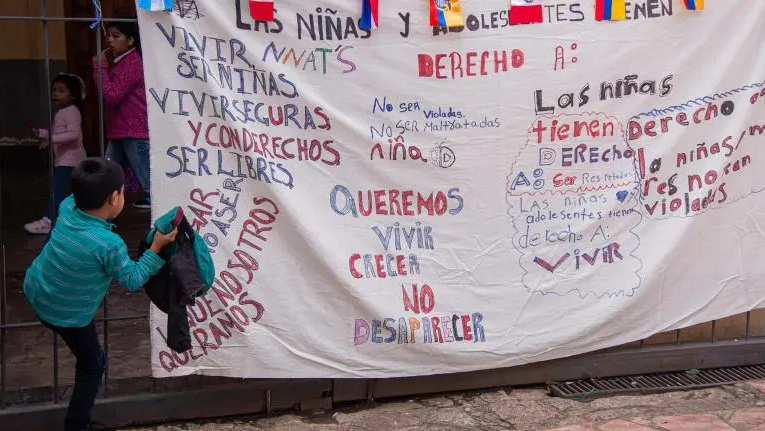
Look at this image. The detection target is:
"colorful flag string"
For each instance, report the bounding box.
[595,0,626,22]
[430,0,463,28]
[136,0,174,12]
[249,0,275,21]
[682,0,704,10]
[509,2,543,25]
[360,0,379,30]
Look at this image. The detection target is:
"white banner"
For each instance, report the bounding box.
[139,0,765,378]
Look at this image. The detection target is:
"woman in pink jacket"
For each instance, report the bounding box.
[25,74,88,235]
[93,21,151,210]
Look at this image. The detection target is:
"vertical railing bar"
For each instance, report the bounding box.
[366,379,377,403]
[95,21,110,398]
[0,56,4,408]
[746,311,751,340]
[42,0,55,222]
[711,320,717,343]
[1,245,7,409]
[97,26,105,156]
[675,329,681,345]
[103,300,109,398]
[53,336,59,404]
[42,0,61,405]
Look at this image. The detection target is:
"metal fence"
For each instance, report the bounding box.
[0,0,143,408]
[1,3,765,431]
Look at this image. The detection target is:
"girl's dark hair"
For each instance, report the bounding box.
[52,74,85,121]
[107,21,142,54]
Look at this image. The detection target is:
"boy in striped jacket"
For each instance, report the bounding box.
[23,158,177,431]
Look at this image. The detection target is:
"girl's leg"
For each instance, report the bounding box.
[106,139,127,167]
[123,139,151,207]
[44,166,74,221]
[26,166,71,234]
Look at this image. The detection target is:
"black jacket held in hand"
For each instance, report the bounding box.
[141,214,210,353]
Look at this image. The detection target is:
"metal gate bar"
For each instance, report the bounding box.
[0,5,141,413]
[1,246,6,409]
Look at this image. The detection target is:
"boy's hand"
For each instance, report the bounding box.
[150,226,179,254]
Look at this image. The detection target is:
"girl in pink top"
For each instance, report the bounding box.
[93,21,151,210]
[25,74,88,235]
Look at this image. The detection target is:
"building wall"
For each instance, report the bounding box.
[0,0,67,158]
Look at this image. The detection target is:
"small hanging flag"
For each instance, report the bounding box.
[136,0,174,11]
[360,0,379,30]
[430,0,463,28]
[682,0,704,10]
[509,3,543,25]
[595,0,627,21]
[249,0,275,21]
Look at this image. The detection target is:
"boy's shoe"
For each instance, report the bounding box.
[24,217,52,235]
[133,198,151,210]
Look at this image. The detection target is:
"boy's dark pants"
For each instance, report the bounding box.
[42,320,105,431]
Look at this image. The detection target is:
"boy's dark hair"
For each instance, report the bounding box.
[107,20,142,54]
[71,158,125,210]
[52,74,85,122]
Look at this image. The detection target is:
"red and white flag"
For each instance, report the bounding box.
[249,0,274,21]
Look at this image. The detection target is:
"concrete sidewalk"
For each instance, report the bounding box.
[123,380,765,430]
